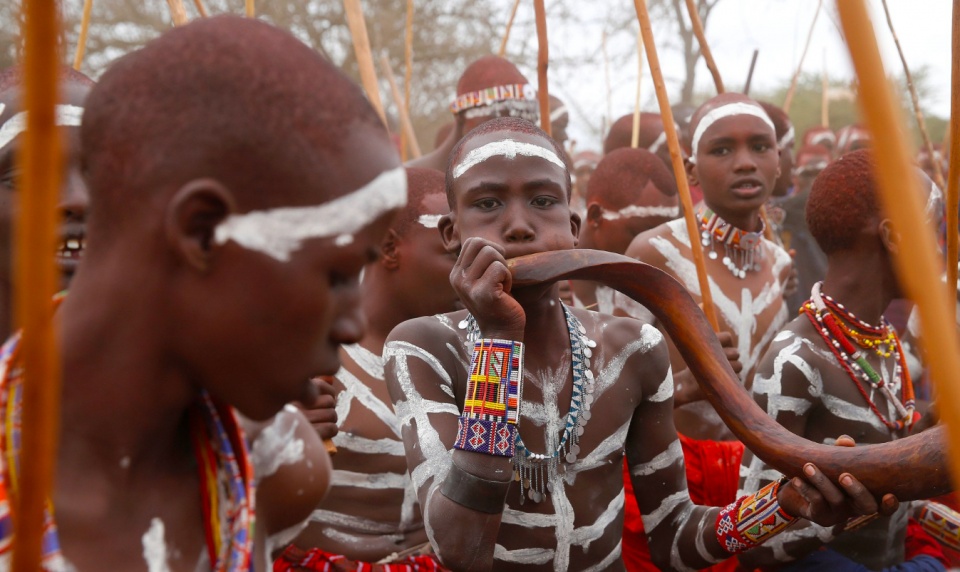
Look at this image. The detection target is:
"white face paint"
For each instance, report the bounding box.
[600,204,680,221]
[416,214,443,229]
[689,102,776,163]
[0,104,84,150]
[452,139,566,180]
[214,166,407,262]
[141,518,171,572]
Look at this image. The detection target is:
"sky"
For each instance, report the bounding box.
[501,0,953,152]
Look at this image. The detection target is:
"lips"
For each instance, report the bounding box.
[56,225,85,275]
[729,178,764,199]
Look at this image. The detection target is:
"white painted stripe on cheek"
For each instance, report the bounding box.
[0,104,84,149]
[214,166,407,262]
[452,139,566,179]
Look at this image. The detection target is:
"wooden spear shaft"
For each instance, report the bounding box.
[498,0,522,57]
[633,0,720,331]
[683,0,724,94]
[402,0,414,161]
[12,0,62,569]
[743,49,758,95]
[72,0,93,71]
[380,55,422,159]
[343,0,387,126]
[783,0,822,113]
[166,0,189,26]
[245,0,254,18]
[880,0,946,191]
[949,0,960,320]
[837,0,960,489]
[533,0,551,136]
[631,33,645,148]
[193,0,208,17]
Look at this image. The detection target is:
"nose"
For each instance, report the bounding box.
[59,169,89,222]
[732,146,758,173]
[329,282,366,346]
[502,203,536,244]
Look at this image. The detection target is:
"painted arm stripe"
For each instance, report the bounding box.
[331,470,407,489]
[631,440,683,477]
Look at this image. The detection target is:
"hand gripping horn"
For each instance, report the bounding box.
[508,249,951,501]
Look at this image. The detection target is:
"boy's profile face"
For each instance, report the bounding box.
[690,114,780,215]
[393,192,461,316]
[442,130,579,260]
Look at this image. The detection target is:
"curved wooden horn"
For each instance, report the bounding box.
[508,249,951,501]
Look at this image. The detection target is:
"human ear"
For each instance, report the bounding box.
[438,213,461,254]
[381,229,401,270]
[586,202,603,228]
[879,219,899,254]
[685,158,700,188]
[570,211,582,246]
[164,178,236,271]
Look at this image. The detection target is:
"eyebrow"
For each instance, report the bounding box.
[703,132,777,146]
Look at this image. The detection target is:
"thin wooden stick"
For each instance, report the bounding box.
[633,0,719,331]
[13,0,63,568]
[245,0,254,18]
[948,0,960,322]
[72,0,93,71]
[380,55,422,159]
[783,0,822,113]
[343,0,387,126]
[743,49,758,95]
[631,32,645,148]
[821,49,830,127]
[533,0,550,136]
[602,30,612,136]
[192,0,208,17]
[498,0,522,57]
[401,0,414,161]
[837,0,960,491]
[683,0,724,94]
[166,0,189,26]
[880,0,946,191]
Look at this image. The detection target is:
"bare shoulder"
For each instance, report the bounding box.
[386,311,466,355]
[756,313,833,393]
[624,220,674,262]
[571,307,669,391]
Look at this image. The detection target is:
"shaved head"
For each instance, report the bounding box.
[457,56,528,95]
[392,167,447,236]
[603,112,670,155]
[81,15,388,239]
[586,147,676,210]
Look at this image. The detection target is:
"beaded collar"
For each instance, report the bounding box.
[802,282,918,432]
[698,207,765,279]
[459,304,597,503]
[0,331,255,571]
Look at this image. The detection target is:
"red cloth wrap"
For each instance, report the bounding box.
[274,545,448,572]
[622,434,745,571]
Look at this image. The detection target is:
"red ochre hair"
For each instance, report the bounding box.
[456,55,528,96]
[806,148,880,254]
[757,101,791,143]
[392,167,447,236]
[586,147,677,209]
[603,112,666,155]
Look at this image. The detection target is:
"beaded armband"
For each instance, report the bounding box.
[454,339,523,457]
[716,480,798,554]
[918,501,960,552]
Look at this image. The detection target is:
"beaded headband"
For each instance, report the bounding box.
[214,167,407,262]
[689,102,775,164]
[0,104,84,149]
[450,83,537,115]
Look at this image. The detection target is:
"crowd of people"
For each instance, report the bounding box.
[1,12,959,572]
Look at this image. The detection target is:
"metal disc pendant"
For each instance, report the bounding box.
[529,489,544,503]
[708,251,718,260]
[581,410,592,421]
[458,319,469,329]
[565,452,578,463]
[576,425,585,436]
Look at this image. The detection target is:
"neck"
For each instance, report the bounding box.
[358,265,409,356]
[705,203,762,233]
[57,260,198,475]
[820,250,896,326]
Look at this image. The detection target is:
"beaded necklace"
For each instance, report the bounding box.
[0,329,255,571]
[698,207,765,279]
[801,282,918,432]
[460,304,597,504]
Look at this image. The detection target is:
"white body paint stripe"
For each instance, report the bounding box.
[549,106,568,123]
[601,204,680,220]
[417,213,443,228]
[452,139,566,180]
[632,440,683,477]
[0,104,84,149]
[214,167,407,262]
[331,469,407,489]
[690,102,775,162]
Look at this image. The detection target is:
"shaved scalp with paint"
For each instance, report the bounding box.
[688,93,773,148]
[757,101,791,143]
[392,167,447,237]
[0,65,94,96]
[80,15,386,239]
[456,55,528,95]
[806,149,880,254]
[586,148,677,210]
[603,112,666,155]
[445,116,571,208]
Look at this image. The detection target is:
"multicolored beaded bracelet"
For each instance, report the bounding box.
[450,83,537,115]
[716,479,798,554]
[454,338,524,458]
[918,501,960,552]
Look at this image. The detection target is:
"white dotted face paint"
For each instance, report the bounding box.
[417,214,443,229]
[689,102,776,164]
[452,139,566,180]
[0,104,84,150]
[214,166,407,262]
[600,204,680,221]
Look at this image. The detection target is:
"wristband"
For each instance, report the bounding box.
[716,479,798,554]
[918,501,960,552]
[439,461,511,514]
[453,339,523,457]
